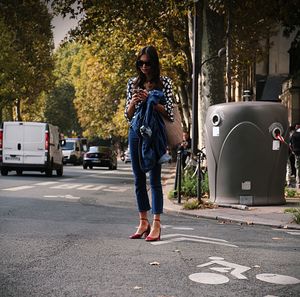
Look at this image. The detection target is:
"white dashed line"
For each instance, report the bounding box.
[2,185,35,191]
[34,182,60,186]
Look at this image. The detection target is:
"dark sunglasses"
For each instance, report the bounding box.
[136,60,151,67]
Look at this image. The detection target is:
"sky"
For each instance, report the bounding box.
[47,1,81,49]
[51,14,79,49]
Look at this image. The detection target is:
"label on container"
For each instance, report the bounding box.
[213,127,219,137]
[241,181,251,190]
[240,196,253,205]
[272,140,280,150]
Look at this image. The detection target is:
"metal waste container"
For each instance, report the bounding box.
[205,101,289,206]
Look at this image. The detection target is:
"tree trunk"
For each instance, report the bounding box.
[199,0,226,148]
[165,14,192,132]
[15,99,23,121]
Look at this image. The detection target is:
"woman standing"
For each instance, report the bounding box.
[124,46,174,241]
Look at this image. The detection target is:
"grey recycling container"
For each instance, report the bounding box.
[205,101,289,206]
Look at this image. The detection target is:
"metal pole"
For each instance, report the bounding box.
[191,0,201,155]
[177,150,182,204]
[225,0,232,102]
[197,151,202,202]
[174,154,179,192]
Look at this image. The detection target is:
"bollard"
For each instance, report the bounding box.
[197,151,202,202]
[175,150,182,204]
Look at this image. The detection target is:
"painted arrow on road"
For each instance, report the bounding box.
[150,233,238,248]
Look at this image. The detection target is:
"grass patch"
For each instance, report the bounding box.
[183,198,217,210]
[183,198,200,209]
[284,208,300,224]
[181,168,197,197]
[168,166,212,210]
[285,188,297,198]
[168,189,177,200]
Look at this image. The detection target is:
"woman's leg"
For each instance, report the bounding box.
[129,128,151,213]
[149,162,163,214]
[147,163,163,239]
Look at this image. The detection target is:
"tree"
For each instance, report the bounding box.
[0,16,22,121]
[50,0,300,149]
[0,0,54,121]
[44,42,82,135]
[44,82,80,135]
[209,0,300,93]
[50,0,195,131]
[72,44,121,138]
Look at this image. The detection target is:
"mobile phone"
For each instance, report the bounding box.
[133,88,142,94]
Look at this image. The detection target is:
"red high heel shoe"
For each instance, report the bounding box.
[145,219,161,242]
[129,218,150,239]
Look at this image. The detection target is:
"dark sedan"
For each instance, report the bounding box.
[83,145,117,170]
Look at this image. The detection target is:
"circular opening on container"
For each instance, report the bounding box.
[272,127,282,139]
[212,114,221,126]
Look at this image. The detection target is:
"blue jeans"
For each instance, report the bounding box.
[129,127,163,214]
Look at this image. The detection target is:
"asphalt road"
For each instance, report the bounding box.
[0,162,299,297]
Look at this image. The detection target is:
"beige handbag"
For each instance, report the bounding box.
[163,104,183,149]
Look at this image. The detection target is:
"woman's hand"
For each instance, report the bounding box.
[131,93,141,105]
[137,89,148,103]
[131,89,148,105]
[127,89,148,120]
[154,103,168,118]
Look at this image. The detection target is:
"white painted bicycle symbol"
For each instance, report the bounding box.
[189,257,300,285]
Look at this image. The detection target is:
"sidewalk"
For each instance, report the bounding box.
[161,164,300,230]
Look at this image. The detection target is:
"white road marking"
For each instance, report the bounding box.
[161,225,194,231]
[77,185,106,190]
[88,174,133,181]
[34,181,60,186]
[1,182,130,193]
[172,227,195,231]
[51,184,83,189]
[103,186,131,192]
[256,273,300,285]
[44,195,80,200]
[272,228,300,236]
[287,231,300,235]
[189,257,300,287]
[162,234,230,243]
[61,178,75,182]
[88,170,133,176]
[151,234,238,248]
[198,257,250,279]
[189,272,229,284]
[2,185,35,191]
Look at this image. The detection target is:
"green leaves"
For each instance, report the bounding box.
[0,0,54,120]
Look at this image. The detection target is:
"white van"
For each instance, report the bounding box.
[0,121,63,176]
[61,138,83,165]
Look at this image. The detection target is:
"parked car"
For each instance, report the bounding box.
[83,140,117,170]
[124,147,131,163]
[0,121,63,176]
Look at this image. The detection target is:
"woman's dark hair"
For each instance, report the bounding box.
[134,45,163,90]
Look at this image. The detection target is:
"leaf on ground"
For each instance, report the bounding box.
[133,286,142,290]
[253,265,260,268]
[150,261,160,266]
[272,237,283,240]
